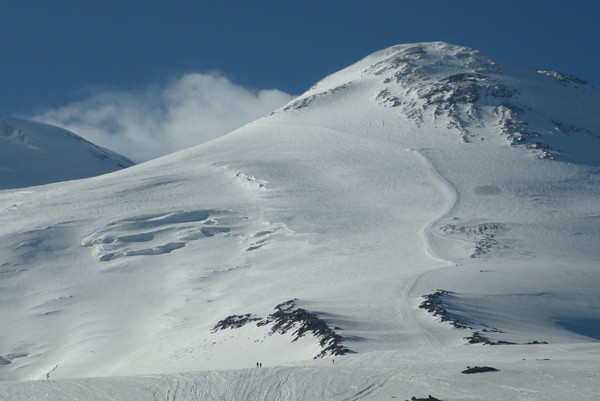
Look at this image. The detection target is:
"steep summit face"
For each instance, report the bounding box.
[0,116,134,189]
[0,42,599,389]
[284,42,599,163]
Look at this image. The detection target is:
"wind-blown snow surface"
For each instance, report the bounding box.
[1,42,599,399]
[2,344,600,400]
[0,116,133,189]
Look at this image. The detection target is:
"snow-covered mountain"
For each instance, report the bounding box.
[1,42,599,400]
[0,116,134,189]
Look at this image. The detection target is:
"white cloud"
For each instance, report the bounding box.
[33,73,294,162]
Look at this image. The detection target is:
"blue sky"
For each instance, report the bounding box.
[2,0,599,160]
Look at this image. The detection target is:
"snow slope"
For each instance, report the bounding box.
[1,344,599,401]
[0,42,599,399]
[0,116,133,189]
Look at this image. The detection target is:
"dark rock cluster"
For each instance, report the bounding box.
[420,291,510,345]
[211,313,261,332]
[494,104,556,159]
[464,331,515,345]
[259,299,349,358]
[419,290,468,329]
[420,290,547,345]
[461,365,500,374]
[405,396,443,401]
[369,44,589,159]
[212,299,350,359]
[419,292,512,344]
[537,70,592,87]
[439,222,505,258]
[416,73,517,141]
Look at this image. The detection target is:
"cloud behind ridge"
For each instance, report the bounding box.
[33,73,294,162]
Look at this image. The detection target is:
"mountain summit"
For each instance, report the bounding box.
[0,43,599,400]
[0,116,134,189]
[282,42,599,164]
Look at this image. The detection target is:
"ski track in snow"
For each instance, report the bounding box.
[2,344,600,401]
[412,148,460,266]
[394,148,460,348]
[251,123,460,348]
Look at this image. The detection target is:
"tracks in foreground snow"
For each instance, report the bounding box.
[2,344,599,401]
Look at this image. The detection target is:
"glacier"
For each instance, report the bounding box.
[0,42,599,400]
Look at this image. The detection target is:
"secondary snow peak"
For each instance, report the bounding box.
[0,116,134,189]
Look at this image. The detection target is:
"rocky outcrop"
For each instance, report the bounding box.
[212,299,350,359]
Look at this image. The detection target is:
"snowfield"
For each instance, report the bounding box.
[1,344,600,400]
[0,42,599,400]
[0,116,133,189]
